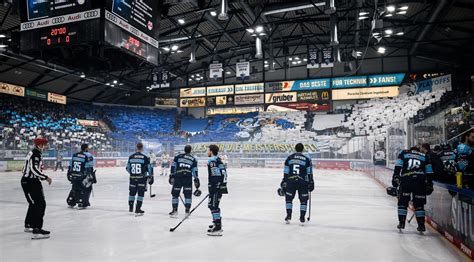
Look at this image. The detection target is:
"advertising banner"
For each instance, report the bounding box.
[332,86,399,100]
[297,90,331,102]
[47,92,67,104]
[206,106,264,115]
[234,83,264,94]
[96,159,117,167]
[236,62,250,80]
[332,75,368,89]
[265,92,297,104]
[0,82,25,97]
[425,183,473,259]
[207,85,234,96]
[234,94,264,105]
[6,160,24,171]
[307,48,320,69]
[77,119,99,127]
[367,73,405,87]
[332,73,405,88]
[266,103,331,112]
[316,160,351,170]
[180,97,206,108]
[155,98,177,106]
[207,96,234,106]
[210,63,223,80]
[25,88,48,101]
[415,74,452,93]
[179,87,206,97]
[265,78,330,92]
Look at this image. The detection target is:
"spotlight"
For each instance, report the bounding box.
[80,73,86,78]
[396,10,407,15]
[210,11,217,16]
[171,45,179,51]
[385,29,393,35]
[396,32,404,36]
[386,5,396,12]
[255,26,264,33]
[246,28,255,33]
[358,16,369,20]
[377,47,386,54]
[0,34,6,38]
[178,19,185,24]
[399,6,408,11]
[113,80,118,84]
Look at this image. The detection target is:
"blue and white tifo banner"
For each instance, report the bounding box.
[415,74,452,94]
[332,73,405,88]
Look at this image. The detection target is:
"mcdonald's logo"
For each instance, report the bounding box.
[322,91,329,99]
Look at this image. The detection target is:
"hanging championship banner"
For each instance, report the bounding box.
[160,70,170,88]
[265,92,298,104]
[207,85,234,96]
[180,87,206,97]
[307,48,320,69]
[210,63,223,80]
[235,83,264,94]
[236,62,250,80]
[180,97,206,107]
[265,79,330,92]
[321,47,334,68]
[234,94,264,105]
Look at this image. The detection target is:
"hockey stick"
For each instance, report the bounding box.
[170,194,209,232]
[307,192,312,221]
[179,195,186,206]
[149,184,156,198]
[408,213,415,223]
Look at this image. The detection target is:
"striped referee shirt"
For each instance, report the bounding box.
[22,148,48,180]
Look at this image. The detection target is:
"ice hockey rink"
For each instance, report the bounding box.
[0,167,469,262]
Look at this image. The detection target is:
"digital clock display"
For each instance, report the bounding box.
[41,26,75,46]
[122,36,146,57]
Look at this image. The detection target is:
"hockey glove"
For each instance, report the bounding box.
[425,180,434,195]
[194,177,200,189]
[392,176,400,188]
[219,182,228,194]
[280,180,287,190]
[308,181,315,192]
[67,171,73,182]
[193,189,202,197]
[277,187,285,197]
[168,176,174,185]
[148,176,154,185]
[386,186,398,197]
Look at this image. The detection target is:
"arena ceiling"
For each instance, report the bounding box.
[0,0,473,105]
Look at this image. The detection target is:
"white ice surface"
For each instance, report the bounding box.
[0,167,468,262]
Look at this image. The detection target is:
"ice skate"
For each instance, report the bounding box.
[32,228,50,240]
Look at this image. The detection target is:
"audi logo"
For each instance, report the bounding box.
[52,17,65,24]
[106,12,117,22]
[84,10,99,19]
[21,22,34,30]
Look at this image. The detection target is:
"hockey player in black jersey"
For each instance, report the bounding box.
[66,144,96,209]
[392,147,433,233]
[169,145,200,217]
[21,137,52,239]
[280,143,314,225]
[126,143,154,216]
[207,144,228,236]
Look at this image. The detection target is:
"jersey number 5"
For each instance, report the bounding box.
[293,165,300,175]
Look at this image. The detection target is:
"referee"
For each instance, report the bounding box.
[21,137,53,239]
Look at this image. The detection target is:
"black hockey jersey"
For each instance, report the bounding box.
[394,150,433,180]
[170,153,198,178]
[283,153,313,183]
[126,152,153,178]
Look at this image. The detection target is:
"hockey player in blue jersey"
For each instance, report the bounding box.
[169,145,200,217]
[207,144,228,236]
[66,144,96,209]
[392,146,433,233]
[280,143,314,225]
[454,130,474,189]
[126,143,154,216]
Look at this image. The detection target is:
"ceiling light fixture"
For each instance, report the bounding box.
[177,19,185,24]
[386,5,396,12]
[377,47,386,54]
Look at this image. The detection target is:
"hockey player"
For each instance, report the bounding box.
[280,143,314,225]
[161,152,170,176]
[392,146,433,233]
[168,145,200,217]
[21,137,52,239]
[454,130,474,189]
[150,151,157,167]
[66,144,96,209]
[435,144,457,184]
[126,143,153,216]
[207,144,228,236]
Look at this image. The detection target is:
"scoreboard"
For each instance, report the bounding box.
[20,0,160,65]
